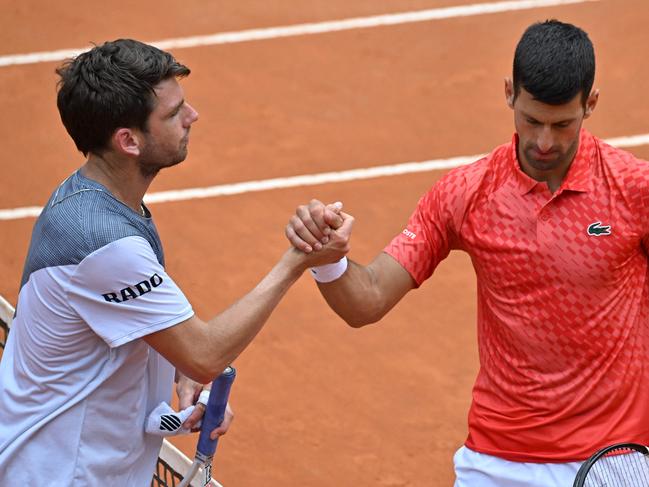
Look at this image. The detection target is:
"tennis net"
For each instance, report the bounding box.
[0,294,220,487]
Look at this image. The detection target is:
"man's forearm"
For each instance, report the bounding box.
[316,259,384,327]
[147,248,312,383]
[315,253,415,327]
[202,249,306,372]
[283,200,414,329]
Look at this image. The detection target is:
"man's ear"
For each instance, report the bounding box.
[504,78,515,109]
[584,89,599,119]
[112,128,142,157]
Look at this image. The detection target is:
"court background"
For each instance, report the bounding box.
[1,1,648,485]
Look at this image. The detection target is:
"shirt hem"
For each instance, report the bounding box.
[464,441,589,464]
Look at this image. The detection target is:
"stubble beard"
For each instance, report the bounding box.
[522,137,579,173]
[137,140,187,178]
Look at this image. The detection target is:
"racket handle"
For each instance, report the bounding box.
[196,366,236,460]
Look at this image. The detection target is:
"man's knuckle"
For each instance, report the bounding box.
[290,217,305,231]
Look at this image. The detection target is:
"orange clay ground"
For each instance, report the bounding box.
[1,1,648,485]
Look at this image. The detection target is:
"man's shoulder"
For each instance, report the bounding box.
[594,134,649,169]
[585,133,649,193]
[435,140,513,197]
[21,173,158,286]
[41,171,147,248]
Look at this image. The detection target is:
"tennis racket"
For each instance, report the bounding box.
[178,366,236,487]
[573,442,649,487]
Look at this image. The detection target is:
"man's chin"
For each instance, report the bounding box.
[529,160,560,171]
[160,157,185,171]
[525,153,563,172]
[138,157,185,178]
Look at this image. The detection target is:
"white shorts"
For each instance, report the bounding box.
[453,446,582,487]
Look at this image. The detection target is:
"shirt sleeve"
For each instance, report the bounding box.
[67,236,194,347]
[384,169,467,286]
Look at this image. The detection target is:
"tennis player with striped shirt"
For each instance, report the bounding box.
[0,40,350,485]
[287,20,649,486]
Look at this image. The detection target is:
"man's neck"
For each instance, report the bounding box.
[516,140,579,194]
[82,153,154,214]
[518,158,571,194]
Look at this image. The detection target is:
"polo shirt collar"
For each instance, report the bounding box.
[508,128,594,195]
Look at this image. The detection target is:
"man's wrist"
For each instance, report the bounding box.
[198,389,210,406]
[310,257,348,283]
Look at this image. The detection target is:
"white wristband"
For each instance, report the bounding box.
[198,389,210,406]
[310,257,348,283]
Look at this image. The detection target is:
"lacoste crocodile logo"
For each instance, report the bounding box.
[587,222,611,236]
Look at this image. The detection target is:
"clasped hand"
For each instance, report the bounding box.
[285,199,354,266]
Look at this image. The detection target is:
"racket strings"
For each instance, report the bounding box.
[584,448,649,487]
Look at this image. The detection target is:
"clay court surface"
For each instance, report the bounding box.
[1,1,649,485]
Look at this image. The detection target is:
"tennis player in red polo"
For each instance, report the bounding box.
[285,20,649,486]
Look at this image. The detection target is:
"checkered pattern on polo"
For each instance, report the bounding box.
[385,130,649,462]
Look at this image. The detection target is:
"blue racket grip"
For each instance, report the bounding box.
[196,366,236,459]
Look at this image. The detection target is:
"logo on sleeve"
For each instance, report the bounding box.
[102,273,163,303]
[587,222,612,236]
[402,229,417,240]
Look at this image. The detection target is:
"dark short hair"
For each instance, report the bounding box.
[513,20,595,105]
[56,39,190,156]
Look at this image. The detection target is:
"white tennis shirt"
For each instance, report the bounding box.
[0,171,194,486]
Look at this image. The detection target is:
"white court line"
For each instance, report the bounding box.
[0,0,595,67]
[1,133,648,221]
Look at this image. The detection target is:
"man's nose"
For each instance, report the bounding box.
[186,103,199,125]
[537,126,554,152]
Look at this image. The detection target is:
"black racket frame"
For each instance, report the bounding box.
[573,442,649,487]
